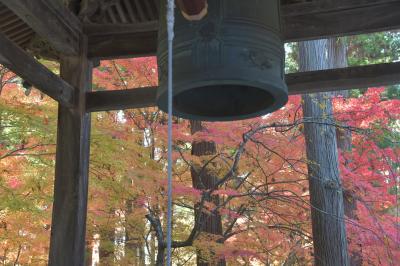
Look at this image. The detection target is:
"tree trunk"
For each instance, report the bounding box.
[99,223,115,265]
[85,240,93,266]
[125,198,145,265]
[139,245,146,265]
[299,40,350,266]
[328,37,363,266]
[150,231,156,265]
[190,120,226,266]
[126,124,157,264]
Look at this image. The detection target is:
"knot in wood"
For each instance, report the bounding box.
[324,179,340,190]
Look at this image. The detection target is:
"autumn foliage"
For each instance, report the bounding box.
[0,55,399,265]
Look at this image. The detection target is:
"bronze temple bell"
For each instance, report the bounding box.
[157,0,288,121]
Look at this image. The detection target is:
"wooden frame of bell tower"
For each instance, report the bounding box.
[0,0,399,264]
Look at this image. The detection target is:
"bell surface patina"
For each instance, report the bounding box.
[157,0,288,121]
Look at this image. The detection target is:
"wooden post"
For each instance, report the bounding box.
[48,37,93,266]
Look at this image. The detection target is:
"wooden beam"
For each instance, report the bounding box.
[0,0,82,55]
[285,61,400,93]
[85,62,400,112]
[283,0,400,41]
[49,37,92,266]
[0,32,74,107]
[85,22,158,59]
[86,0,400,59]
[282,0,398,17]
[86,86,158,112]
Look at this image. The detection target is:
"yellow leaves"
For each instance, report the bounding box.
[0,210,51,264]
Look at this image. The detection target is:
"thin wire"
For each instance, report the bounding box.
[166,0,175,265]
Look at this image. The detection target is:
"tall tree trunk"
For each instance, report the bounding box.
[150,231,156,265]
[299,40,350,266]
[85,240,93,266]
[99,223,115,265]
[328,37,363,266]
[125,198,144,265]
[139,244,146,266]
[126,124,157,264]
[190,120,226,266]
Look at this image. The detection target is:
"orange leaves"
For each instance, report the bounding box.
[93,57,158,92]
[334,87,400,129]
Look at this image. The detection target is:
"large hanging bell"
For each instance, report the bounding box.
[157,0,288,121]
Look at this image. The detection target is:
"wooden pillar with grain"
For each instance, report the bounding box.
[48,37,93,266]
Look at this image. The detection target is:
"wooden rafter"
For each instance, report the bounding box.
[284,0,400,41]
[0,32,74,107]
[85,0,400,59]
[85,62,400,112]
[85,21,158,59]
[0,0,82,55]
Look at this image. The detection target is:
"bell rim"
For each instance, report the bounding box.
[156,79,288,121]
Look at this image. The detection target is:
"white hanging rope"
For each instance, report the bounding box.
[166,0,175,265]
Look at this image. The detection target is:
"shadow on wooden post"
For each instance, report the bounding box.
[48,36,93,266]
